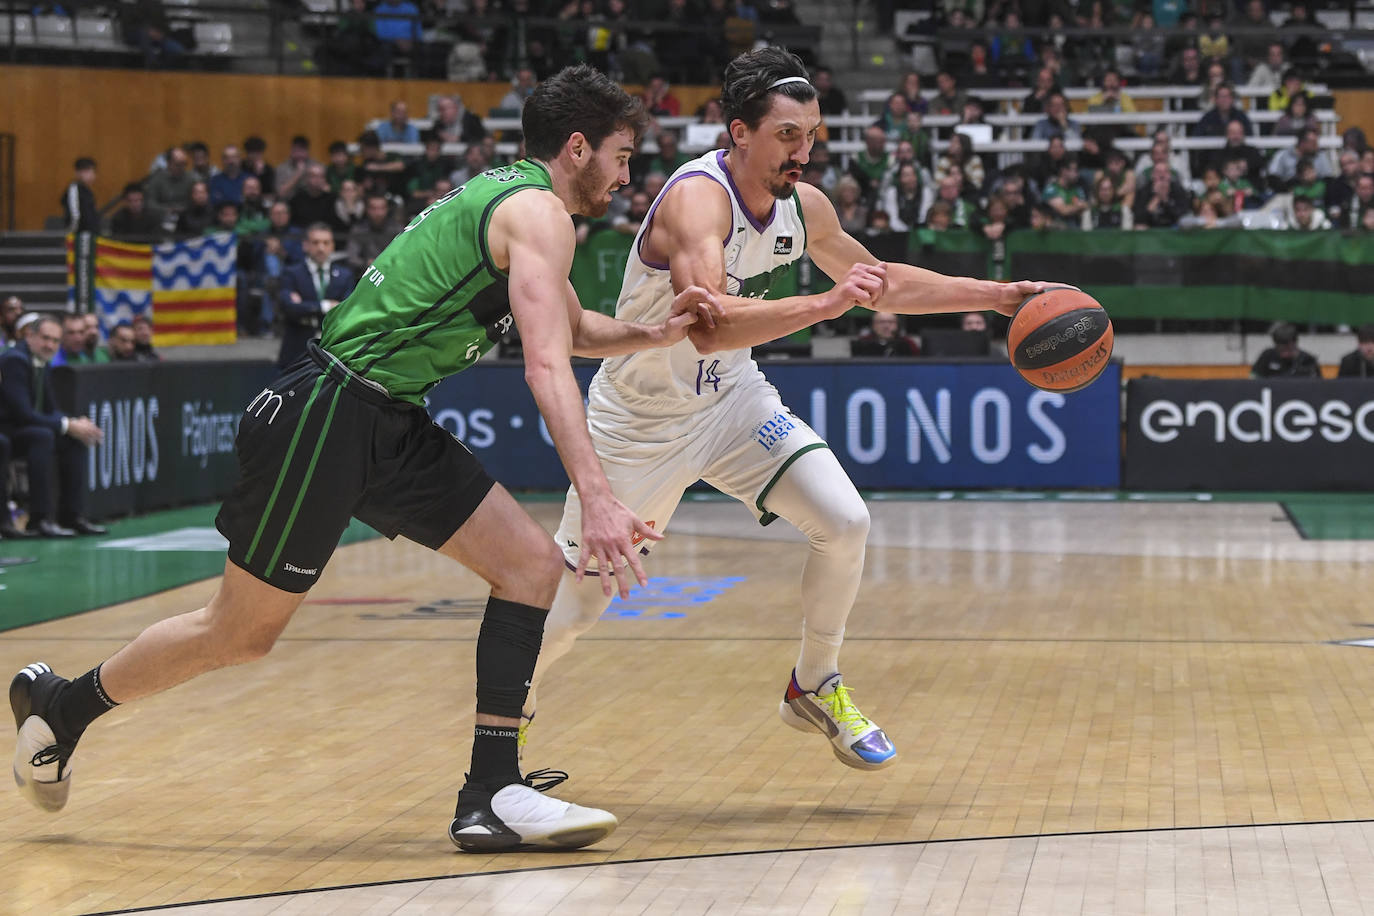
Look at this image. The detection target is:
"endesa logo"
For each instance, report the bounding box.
[1139,388,1374,444]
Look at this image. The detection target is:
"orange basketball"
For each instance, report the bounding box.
[1007,286,1114,393]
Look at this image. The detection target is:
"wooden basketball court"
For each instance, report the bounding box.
[4,496,1374,914]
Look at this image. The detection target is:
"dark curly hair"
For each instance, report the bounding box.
[522,64,649,160]
[720,47,818,138]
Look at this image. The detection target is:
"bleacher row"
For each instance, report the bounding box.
[895,6,1374,34]
[0,14,238,55]
[892,6,1374,76]
[361,103,1342,180]
[852,83,1332,116]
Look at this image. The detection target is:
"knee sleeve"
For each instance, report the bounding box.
[766,449,870,560]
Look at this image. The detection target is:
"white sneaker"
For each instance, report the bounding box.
[449,770,617,852]
[10,663,76,812]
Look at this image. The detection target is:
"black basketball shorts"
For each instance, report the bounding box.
[217,342,495,592]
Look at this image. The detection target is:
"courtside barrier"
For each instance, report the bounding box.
[53,360,277,519]
[426,360,1123,491]
[51,357,1126,522]
[1125,377,1374,489]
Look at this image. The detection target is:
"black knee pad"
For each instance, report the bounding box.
[475,597,548,718]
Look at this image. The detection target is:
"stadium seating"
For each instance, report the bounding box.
[192,22,235,56]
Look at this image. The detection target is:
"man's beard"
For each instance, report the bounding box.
[575,157,613,217]
[765,160,802,200]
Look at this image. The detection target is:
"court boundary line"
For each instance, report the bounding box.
[0,635,1337,646]
[1279,500,1312,540]
[82,815,1374,915]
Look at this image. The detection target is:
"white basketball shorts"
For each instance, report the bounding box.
[555,369,829,570]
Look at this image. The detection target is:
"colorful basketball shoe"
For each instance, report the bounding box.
[778,671,896,771]
[10,662,77,812]
[449,769,618,852]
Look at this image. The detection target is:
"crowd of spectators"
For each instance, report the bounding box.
[811,69,1372,247]
[77,126,454,353]
[904,0,1354,87]
[50,8,1374,356]
[312,0,808,82]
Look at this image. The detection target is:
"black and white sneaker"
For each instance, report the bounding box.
[10,663,76,813]
[449,769,618,852]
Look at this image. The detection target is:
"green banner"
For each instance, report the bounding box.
[571,228,1374,325]
[1007,229,1374,323]
[911,228,997,280]
[569,229,635,316]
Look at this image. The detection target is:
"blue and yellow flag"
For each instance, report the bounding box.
[68,232,238,345]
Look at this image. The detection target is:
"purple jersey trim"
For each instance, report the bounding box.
[636,166,734,270]
[716,150,776,232]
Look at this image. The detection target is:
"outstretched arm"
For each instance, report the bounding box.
[650,177,882,354]
[566,281,721,358]
[493,190,661,596]
[795,182,1046,317]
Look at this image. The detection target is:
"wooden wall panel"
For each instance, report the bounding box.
[1332,89,1374,145]
[0,65,721,230]
[0,66,521,229]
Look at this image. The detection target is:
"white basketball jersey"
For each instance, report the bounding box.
[598,150,807,410]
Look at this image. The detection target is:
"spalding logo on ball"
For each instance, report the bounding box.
[1008,286,1114,393]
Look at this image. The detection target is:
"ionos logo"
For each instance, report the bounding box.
[87,397,160,491]
[432,407,496,448]
[1140,388,1374,444]
[809,386,1070,466]
[183,401,240,468]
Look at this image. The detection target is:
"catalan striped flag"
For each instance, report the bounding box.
[67,232,238,346]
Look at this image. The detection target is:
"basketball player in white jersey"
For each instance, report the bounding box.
[529,47,1052,770]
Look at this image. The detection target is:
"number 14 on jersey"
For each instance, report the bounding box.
[695,359,722,395]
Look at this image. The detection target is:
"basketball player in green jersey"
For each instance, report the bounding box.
[10,65,720,851]
[524,48,1051,772]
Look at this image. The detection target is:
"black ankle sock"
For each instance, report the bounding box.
[50,665,119,744]
[466,725,521,794]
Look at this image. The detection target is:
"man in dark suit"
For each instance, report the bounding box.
[276,223,357,367]
[0,314,106,537]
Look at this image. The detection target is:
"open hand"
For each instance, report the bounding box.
[67,416,103,446]
[993,280,1077,316]
[576,493,664,599]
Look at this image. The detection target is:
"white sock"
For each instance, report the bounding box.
[758,448,869,693]
[523,569,614,718]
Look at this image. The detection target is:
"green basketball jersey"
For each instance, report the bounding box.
[319,159,554,405]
